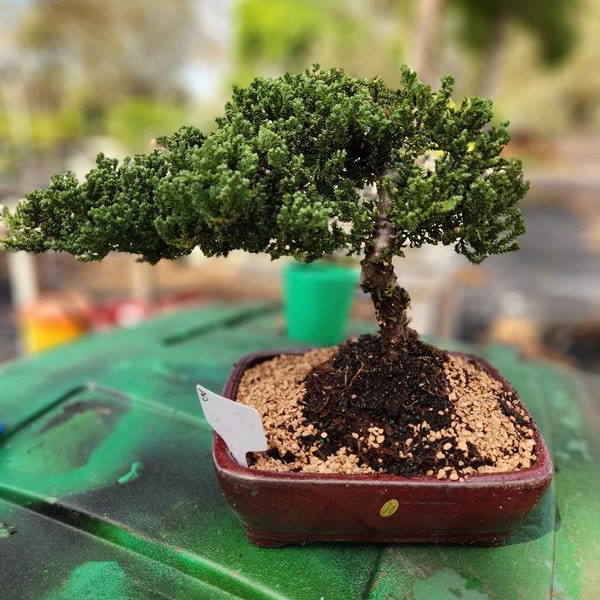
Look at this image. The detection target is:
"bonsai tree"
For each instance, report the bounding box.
[1,66,527,361]
[1,65,531,476]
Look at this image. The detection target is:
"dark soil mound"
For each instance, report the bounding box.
[302,333,454,475]
[236,335,537,479]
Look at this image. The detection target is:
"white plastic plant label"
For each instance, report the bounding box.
[196,384,267,467]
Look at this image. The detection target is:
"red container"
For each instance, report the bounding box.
[213,350,553,547]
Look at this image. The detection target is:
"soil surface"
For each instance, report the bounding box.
[236,334,537,480]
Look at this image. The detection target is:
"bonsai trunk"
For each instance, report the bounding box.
[360,181,412,359]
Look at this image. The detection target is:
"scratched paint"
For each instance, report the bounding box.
[4,400,126,476]
[0,521,17,537]
[412,568,488,600]
[44,561,132,600]
[117,461,142,485]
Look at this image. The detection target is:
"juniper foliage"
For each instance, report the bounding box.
[2,66,528,346]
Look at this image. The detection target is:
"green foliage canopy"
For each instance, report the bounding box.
[2,66,527,269]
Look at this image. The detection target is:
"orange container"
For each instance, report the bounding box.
[19,294,92,353]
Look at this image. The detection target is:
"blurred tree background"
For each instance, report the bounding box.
[0,0,229,182]
[16,0,196,147]
[1,0,598,181]
[1,0,600,369]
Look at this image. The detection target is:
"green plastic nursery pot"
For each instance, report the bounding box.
[282,262,360,345]
[214,349,554,547]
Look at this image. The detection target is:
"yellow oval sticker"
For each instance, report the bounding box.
[379,499,399,518]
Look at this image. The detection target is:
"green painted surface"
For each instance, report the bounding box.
[0,302,599,599]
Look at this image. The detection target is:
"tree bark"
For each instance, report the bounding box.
[412,0,445,87]
[360,183,412,359]
[476,8,509,100]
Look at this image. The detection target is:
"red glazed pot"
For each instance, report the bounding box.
[213,350,553,547]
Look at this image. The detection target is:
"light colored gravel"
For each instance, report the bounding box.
[235,349,537,478]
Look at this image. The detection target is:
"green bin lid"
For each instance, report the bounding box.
[1,304,599,599]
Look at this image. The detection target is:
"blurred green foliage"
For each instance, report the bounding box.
[236,0,324,69]
[453,0,577,66]
[106,99,192,154]
[233,0,408,86]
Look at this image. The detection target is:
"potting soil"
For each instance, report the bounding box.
[235,334,537,480]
